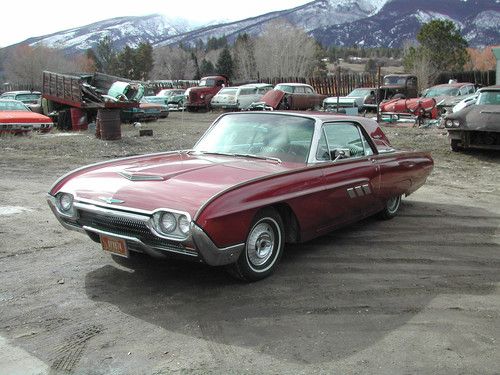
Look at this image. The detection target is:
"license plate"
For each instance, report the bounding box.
[100,235,128,257]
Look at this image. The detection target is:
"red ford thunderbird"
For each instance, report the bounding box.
[47,112,433,281]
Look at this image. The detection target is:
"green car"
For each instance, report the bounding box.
[157,89,186,110]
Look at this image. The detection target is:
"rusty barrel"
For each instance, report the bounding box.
[97,109,121,140]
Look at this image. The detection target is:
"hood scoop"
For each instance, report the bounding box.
[118,171,164,181]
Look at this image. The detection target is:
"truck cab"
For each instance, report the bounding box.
[186,75,229,111]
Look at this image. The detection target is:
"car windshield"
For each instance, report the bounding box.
[348,89,372,97]
[0,101,29,111]
[16,93,40,102]
[383,76,407,85]
[477,90,500,105]
[274,85,294,93]
[199,79,216,87]
[158,90,174,97]
[424,87,459,97]
[194,113,315,163]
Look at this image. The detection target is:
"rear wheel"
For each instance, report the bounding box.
[378,195,402,220]
[228,208,284,282]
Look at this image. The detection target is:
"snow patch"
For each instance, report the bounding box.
[0,206,33,216]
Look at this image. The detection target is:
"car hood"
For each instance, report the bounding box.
[0,111,52,123]
[258,90,286,109]
[456,105,500,131]
[53,152,302,217]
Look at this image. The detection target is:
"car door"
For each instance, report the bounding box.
[316,121,381,231]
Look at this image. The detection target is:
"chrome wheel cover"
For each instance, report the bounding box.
[387,195,401,214]
[246,221,276,267]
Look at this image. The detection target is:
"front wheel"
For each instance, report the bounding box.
[228,208,284,282]
[378,195,402,220]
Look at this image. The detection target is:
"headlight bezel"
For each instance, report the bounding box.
[151,209,192,240]
[55,192,75,216]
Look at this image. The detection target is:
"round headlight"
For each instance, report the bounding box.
[160,212,176,233]
[58,193,73,212]
[453,120,460,127]
[445,120,453,127]
[178,215,191,234]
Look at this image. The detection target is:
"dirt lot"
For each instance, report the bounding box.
[0,111,499,375]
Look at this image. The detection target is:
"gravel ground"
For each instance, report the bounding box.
[0,111,499,375]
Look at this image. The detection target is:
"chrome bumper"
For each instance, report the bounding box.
[47,196,244,266]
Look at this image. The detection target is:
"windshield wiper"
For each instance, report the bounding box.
[190,150,281,163]
[232,153,282,163]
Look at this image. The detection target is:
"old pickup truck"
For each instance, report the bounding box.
[185,75,229,112]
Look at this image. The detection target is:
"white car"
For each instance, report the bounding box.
[211,83,273,110]
[323,88,376,113]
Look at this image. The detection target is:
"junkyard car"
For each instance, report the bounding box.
[211,84,273,111]
[444,86,500,151]
[47,112,433,281]
[142,96,169,118]
[156,89,186,110]
[254,83,326,110]
[120,98,163,122]
[422,82,476,115]
[0,99,53,133]
[0,90,43,113]
[323,87,376,113]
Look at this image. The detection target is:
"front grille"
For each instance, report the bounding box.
[77,210,186,251]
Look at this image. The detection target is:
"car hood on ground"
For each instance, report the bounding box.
[0,111,52,123]
[53,152,303,217]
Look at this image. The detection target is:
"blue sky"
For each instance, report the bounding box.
[1,0,311,47]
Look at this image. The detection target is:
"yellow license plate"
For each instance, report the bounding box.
[100,235,128,257]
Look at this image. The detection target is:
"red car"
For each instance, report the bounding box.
[47,112,433,281]
[0,99,53,134]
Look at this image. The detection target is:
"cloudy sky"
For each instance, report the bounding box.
[0,0,312,47]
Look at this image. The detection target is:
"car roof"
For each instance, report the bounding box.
[275,83,311,87]
[240,83,273,88]
[1,90,41,95]
[478,85,500,92]
[430,82,474,88]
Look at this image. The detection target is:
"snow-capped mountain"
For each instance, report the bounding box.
[312,0,500,47]
[2,0,498,54]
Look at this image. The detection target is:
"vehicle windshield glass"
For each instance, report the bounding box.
[194,113,315,163]
[424,87,459,97]
[0,101,28,111]
[144,97,165,103]
[274,85,294,93]
[199,79,215,87]
[348,89,372,97]
[477,90,500,105]
[158,90,173,97]
[16,93,40,102]
[383,76,407,85]
[217,88,237,95]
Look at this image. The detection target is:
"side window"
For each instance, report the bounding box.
[294,86,305,94]
[317,122,374,160]
[305,87,314,94]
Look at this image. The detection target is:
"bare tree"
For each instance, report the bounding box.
[233,34,257,80]
[254,20,318,79]
[4,44,92,90]
[402,41,439,92]
[151,46,196,79]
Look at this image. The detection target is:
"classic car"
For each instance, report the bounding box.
[379,74,419,101]
[0,90,43,113]
[120,98,163,123]
[47,111,433,281]
[156,89,186,110]
[142,96,169,118]
[252,83,326,110]
[185,75,230,111]
[211,83,273,111]
[422,82,476,114]
[0,99,53,133]
[323,87,376,113]
[444,86,500,151]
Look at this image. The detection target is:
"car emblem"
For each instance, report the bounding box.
[99,197,125,204]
